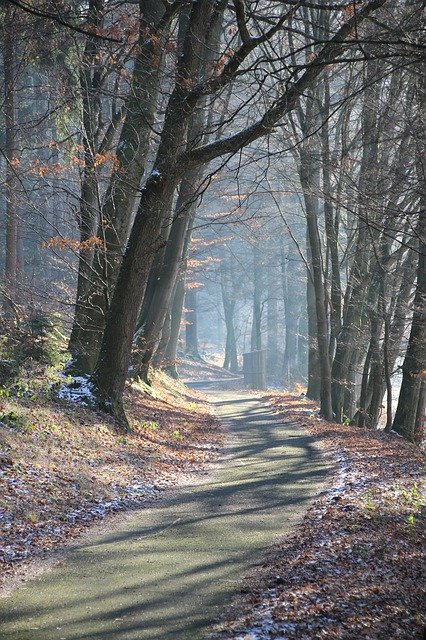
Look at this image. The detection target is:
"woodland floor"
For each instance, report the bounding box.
[1,361,425,639]
[0,386,327,639]
[0,365,224,593]
[208,392,426,640]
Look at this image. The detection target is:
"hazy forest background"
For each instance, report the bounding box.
[0,0,424,443]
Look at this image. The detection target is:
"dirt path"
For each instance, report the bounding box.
[0,390,330,640]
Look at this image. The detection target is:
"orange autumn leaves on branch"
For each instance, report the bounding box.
[42,236,106,252]
[9,151,119,178]
[71,148,120,170]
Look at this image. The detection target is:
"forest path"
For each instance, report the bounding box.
[0,389,330,640]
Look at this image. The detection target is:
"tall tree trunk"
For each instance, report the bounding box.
[331,60,381,421]
[321,70,342,359]
[221,254,239,373]
[3,5,19,312]
[92,171,180,426]
[301,147,333,420]
[357,274,383,427]
[267,264,279,381]
[164,271,186,378]
[297,76,333,419]
[137,172,201,380]
[68,0,103,371]
[392,214,425,443]
[250,245,262,352]
[392,114,426,444]
[185,288,201,359]
[69,0,170,373]
[134,0,228,379]
[306,258,320,399]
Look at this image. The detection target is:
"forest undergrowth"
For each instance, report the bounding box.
[0,366,223,592]
[209,392,425,640]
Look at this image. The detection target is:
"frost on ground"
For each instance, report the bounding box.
[208,393,425,640]
[56,375,96,407]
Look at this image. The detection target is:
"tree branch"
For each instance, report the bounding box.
[187,0,307,100]
[234,0,251,46]
[3,0,123,43]
[182,0,388,169]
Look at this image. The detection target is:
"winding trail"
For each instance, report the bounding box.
[0,389,330,640]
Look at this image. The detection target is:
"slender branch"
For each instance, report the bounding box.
[3,0,123,42]
[234,0,251,46]
[187,0,307,100]
[182,0,388,169]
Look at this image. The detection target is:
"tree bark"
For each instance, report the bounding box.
[392,212,425,444]
[250,244,262,352]
[185,288,201,359]
[68,0,103,371]
[301,146,333,420]
[3,4,19,311]
[69,0,171,373]
[164,271,186,378]
[321,70,342,360]
[267,264,279,381]
[392,99,426,445]
[221,253,239,373]
[331,59,381,421]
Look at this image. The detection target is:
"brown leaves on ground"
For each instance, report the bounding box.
[209,392,425,640]
[0,370,224,590]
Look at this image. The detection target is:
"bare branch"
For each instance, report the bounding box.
[182,0,389,169]
[234,0,251,46]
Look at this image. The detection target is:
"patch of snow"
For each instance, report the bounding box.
[235,609,293,639]
[56,376,95,407]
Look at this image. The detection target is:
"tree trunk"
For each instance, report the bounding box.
[267,264,279,381]
[299,103,333,419]
[69,0,170,373]
[220,254,239,373]
[134,0,228,379]
[301,159,333,420]
[331,60,381,421]
[251,245,262,352]
[136,174,201,380]
[92,172,180,426]
[392,198,425,442]
[185,288,201,359]
[321,70,342,359]
[164,271,186,378]
[68,0,103,372]
[3,5,19,312]
[306,262,320,400]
